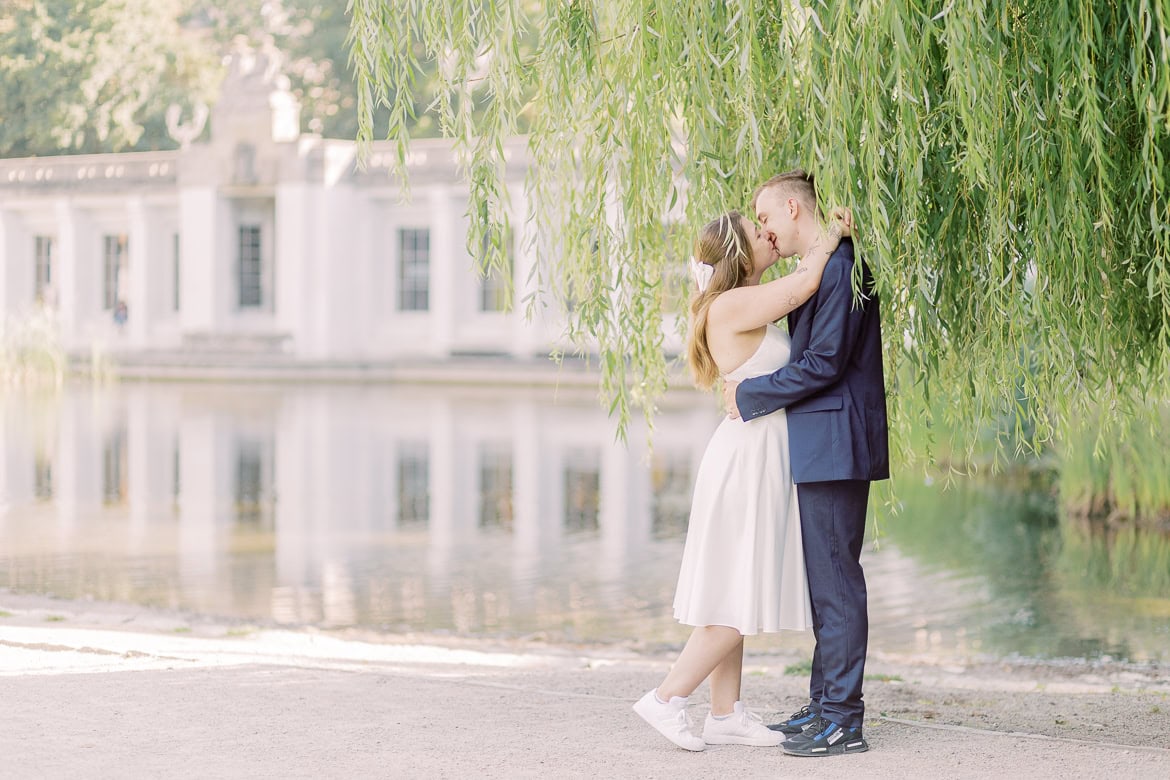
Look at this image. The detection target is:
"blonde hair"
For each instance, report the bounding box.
[686,212,755,389]
[751,169,820,218]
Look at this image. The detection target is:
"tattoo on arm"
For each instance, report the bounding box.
[786,295,799,307]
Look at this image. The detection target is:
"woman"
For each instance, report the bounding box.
[633,207,851,751]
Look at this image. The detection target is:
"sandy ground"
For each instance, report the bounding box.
[1,593,1167,779]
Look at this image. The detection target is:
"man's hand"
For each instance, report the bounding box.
[722,380,741,420]
[828,206,854,238]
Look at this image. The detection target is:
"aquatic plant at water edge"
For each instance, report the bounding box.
[0,308,66,388]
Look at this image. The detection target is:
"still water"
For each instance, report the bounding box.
[0,381,1166,662]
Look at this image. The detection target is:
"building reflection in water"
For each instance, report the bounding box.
[6,382,1162,662]
[0,381,722,641]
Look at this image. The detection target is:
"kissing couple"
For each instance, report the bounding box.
[633,170,889,757]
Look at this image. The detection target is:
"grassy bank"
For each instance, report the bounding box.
[1058,403,1170,533]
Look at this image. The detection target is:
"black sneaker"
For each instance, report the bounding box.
[766,704,822,735]
[781,716,869,756]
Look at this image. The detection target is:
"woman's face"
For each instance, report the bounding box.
[744,216,780,276]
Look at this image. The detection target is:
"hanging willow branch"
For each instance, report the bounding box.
[351,0,1170,456]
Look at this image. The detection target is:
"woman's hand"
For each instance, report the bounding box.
[828,206,854,239]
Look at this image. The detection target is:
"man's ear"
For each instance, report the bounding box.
[787,197,799,219]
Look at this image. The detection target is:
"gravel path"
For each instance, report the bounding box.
[1,595,1167,779]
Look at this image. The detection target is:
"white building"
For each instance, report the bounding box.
[0,48,677,375]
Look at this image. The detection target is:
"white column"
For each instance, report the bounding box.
[599,438,632,570]
[7,405,39,511]
[54,393,98,545]
[0,209,31,316]
[179,187,222,333]
[510,399,546,555]
[273,391,312,623]
[426,398,459,601]
[315,183,361,358]
[427,399,458,560]
[275,182,312,354]
[0,410,9,533]
[599,429,653,584]
[427,185,456,357]
[126,386,160,549]
[177,412,226,604]
[55,199,95,349]
[126,197,152,347]
[349,191,374,360]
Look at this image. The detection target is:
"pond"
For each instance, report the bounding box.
[0,380,1166,663]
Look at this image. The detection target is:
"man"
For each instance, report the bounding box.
[722,170,889,756]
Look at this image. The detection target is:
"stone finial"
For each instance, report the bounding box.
[212,36,301,145]
[166,102,209,149]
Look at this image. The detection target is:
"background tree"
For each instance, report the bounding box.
[186,0,393,142]
[352,0,1170,457]
[0,0,218,156]
[0,0,436,156]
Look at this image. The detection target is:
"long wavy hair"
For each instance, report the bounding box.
[685,211,755,389]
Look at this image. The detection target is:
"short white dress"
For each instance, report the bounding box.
[672,324,814,635]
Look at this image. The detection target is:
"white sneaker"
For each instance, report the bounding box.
[702,701,786,747]
[633,689,706,751]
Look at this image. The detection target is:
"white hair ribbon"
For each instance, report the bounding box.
[690,257,714,292]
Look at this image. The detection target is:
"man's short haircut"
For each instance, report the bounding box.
[752,169,820,216]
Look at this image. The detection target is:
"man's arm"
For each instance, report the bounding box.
[732,255,868,420]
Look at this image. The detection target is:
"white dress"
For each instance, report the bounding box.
[673,324,814,635]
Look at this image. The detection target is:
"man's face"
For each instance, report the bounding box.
[744,216,780,274]
[755,188,797,257]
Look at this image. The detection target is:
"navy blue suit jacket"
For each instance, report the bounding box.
[735,239,890,484]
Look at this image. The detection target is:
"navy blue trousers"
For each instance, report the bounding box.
[797,479,870,728]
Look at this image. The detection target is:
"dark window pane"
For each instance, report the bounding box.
[238,225,262,307]
[398,442,430,525]
[398,228,430,311]
[651,452,692,538]
[478,443,513,530]
[563,448,600,532]
[102,234,127,311]
[34,454,53,501]
[34,235,54,302]
[103,429,127,505]
[478,228,513,312]
[235,438,274,528]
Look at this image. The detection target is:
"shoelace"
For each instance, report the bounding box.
[788,704,815,722]
[738,707,765,726]
[802,715,834,738]
[673,708,694,735]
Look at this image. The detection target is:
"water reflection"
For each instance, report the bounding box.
[0,381,1166,662]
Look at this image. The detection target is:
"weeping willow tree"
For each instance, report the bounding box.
[350,0,1170,461]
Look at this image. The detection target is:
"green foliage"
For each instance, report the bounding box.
[353,0,1170,448]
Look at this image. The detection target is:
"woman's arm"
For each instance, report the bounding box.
[709,216,848,334]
